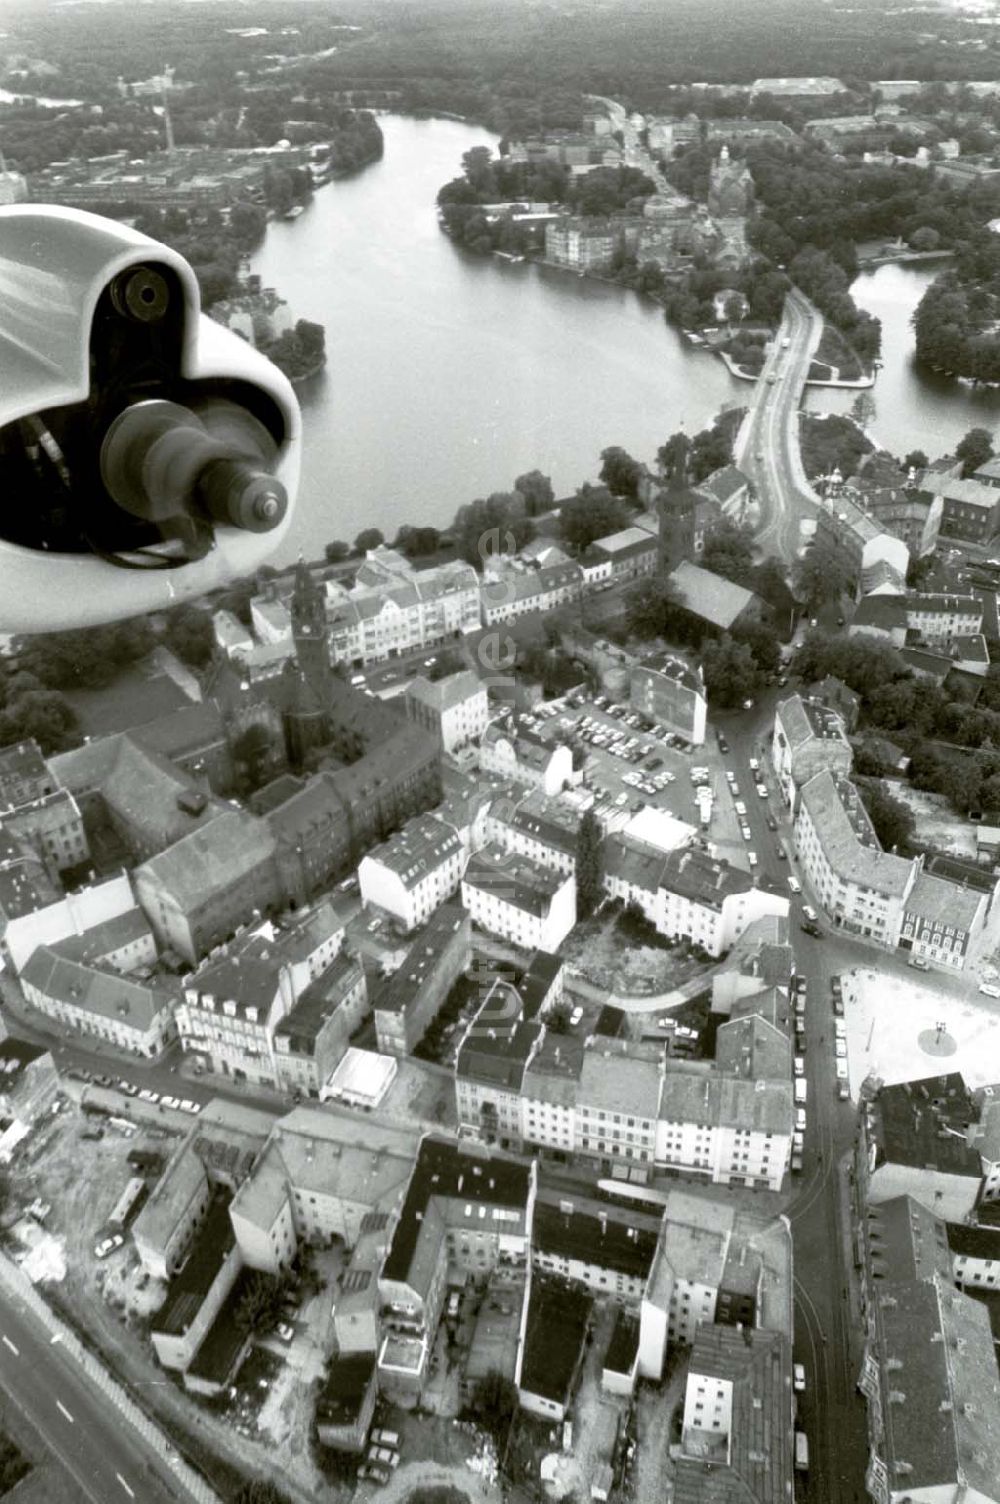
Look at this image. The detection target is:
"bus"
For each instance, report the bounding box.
[108,1176,148,1230]
[794,1431,809,1472]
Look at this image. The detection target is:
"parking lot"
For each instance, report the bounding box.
[533,691,697,816]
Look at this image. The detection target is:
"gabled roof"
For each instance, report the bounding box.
[668,561,757,631]
[135,810,277,912]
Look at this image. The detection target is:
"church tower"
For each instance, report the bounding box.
[290,560,331,709]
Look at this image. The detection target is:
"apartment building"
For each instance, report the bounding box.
[483,790,580,877]
[0,757,88,879]
[405,671,489,755]
[176,903,346,1087]
[19,944,179,1057]
[794,772,915,946]
[629,653,707,746]
[812,487,910,597]
[455,982,545,1149]
[603,837,790,957]
[576,1041,663,1171]
[320,550,481,667]
[859,1267,1000,1504]
[772,694,853,810]
[479,720,574,796]
[133,810,283,965]
[579,527,658,589]
[532,1191,663,1307]
[133,1143,213,1280]
[656,1065,793,1191]
[373,905,471,1056]
[229,1109,416,1274]
[461,845,577,952]
[271,953,367,1099]
[899,868,991,970]
[377,1137,535,1393]
[479,557,584,625]
[675,1325,794,1504]
[358,813,466,932]
[857,1074,984,1223]
[913,469,1000,544]
[850,591,983,649]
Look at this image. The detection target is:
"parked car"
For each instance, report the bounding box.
[787,876,801,894]
[802,904,818,922]
[368,1446,399,1470]
[907,955,930,971]
[793,1363,806,1393]
[833,996,844,1016]
[748,851,758,868]
[138,1088,159,1104]
[274,1322,295,1343]
[371,1429,400,1449]
[765,814,778,832]
[741,824,752,841]
[801,921,822,938]
[835,1040,847,1059]
[980,983,1000,999]
[793,976,807,994]
[748,758,759,773]
[837,1081,850,1101]
[95,1232,125,1259]
[358,1464,390,1485]
[830,976,841,996]
[161,1096,181,1110]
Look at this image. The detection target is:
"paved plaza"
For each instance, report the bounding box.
[841,967,1000,1095]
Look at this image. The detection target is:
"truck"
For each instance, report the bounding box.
[794,1431,809,1472]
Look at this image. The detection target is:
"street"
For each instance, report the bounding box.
[721,694,872,1503]
[740,290,825,563]
[0,1284,196,1504]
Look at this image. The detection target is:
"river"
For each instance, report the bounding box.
[251,115,1000,562]
[251,115,743,562]
[806,260,1000,460]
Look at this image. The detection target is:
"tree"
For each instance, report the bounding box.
[576,808,604,920]
[514,469,555,515]
[903,449,928,471]
[235,1273,286,1335]
[733,619,781,674]
[856,778,915,853]
[599,445,643,500]
[232,1484,291,1504]
[700,635,761,708]
[792,550,848,611]
[324,540,351,562]
[0,690,79,755]
[625,575,684,640]
[468,1369,519,1443]
[162,605,215,670]
[956,426,995,478]
[454,492,534,566]
[700,520,755,586]
[558,484,631,550]
[851,390,876,430]
[657,432,691,483]
[354,528,384,554]
[547,1003,572,1035]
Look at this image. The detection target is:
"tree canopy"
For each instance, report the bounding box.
[559,484,632,551]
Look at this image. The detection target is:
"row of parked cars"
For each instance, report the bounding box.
[358,1428,402,1486]
[67,1068,202,1115]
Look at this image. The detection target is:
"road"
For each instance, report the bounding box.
[719,694,873,1504]
[0,1284,196,1504]
[739,290,825,563]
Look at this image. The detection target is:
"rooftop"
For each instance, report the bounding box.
[674,1325,793,1504]
[904,871,985,932]
[20,946,180,1030]
[383,1136,531,1287]
[405,670,485,715]
[579,1041,663,1120]
[463,845,569,916]
[186,1267,255,1386]
[273,953,363,1052]
[634,653,704,695]
[455,982,543,1090]
[362,812,463,891]
[870,1074,981,1178]
[668,561,757,631]
[533,1191,662,1279]
[865,1195,952,1284]
[798,771,913,896]
[136,810,276,912]
[518,1277,591,1406]
[374,905,469,1017]
[776,693,849,753]
[315,1353,376,1429]
[874,1274,1000,1498]
[150,1196,234,1338]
